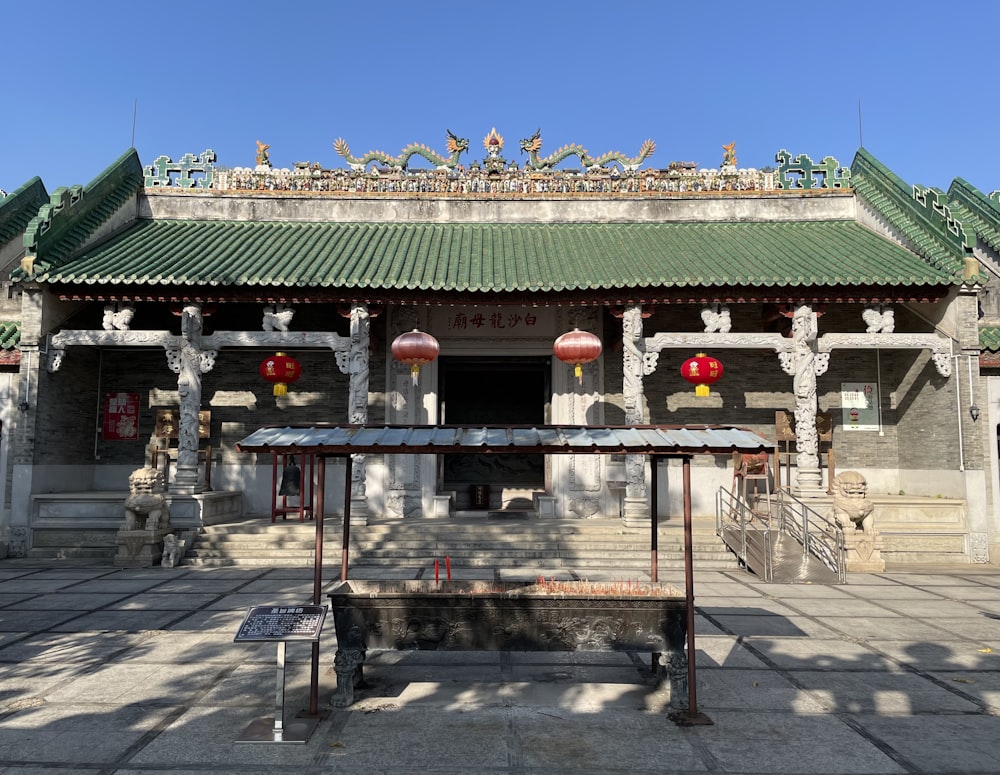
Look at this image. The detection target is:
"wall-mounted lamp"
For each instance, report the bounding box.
[18,400,29,412]
[969,405,981,422]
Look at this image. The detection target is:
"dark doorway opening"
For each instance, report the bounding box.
[438,357,549,491]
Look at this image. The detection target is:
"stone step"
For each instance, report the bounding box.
[184,515,738,569]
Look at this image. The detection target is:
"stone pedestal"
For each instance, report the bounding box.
[843,530,885,573]
[431,495,452,518]
[534,495,557,518]
[114,528,172,568]
[623,496,651,528]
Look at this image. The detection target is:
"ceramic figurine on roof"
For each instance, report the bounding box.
[519,129,588,171]
[482,127,507,173]
[333,130,470,171]
[255,140,271,168]
[721,142,737,169]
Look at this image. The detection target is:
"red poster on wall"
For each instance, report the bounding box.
[103,392,140,440]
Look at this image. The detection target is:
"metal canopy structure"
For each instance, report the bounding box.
[235,423,773,457]
[236,423,773,724]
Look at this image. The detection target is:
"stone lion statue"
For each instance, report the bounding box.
[123,467,172,531]
[828,470,875,534]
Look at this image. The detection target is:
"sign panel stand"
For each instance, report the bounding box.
[233,605,329,744]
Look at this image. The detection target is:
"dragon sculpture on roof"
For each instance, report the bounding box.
[333,130,470,171]
[519,129,655,171]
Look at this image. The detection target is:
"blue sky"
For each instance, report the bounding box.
[2,0,997,195]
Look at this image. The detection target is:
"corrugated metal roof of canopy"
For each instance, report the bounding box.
[235,424,775,456]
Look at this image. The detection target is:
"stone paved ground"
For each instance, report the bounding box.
[0,560,998,775]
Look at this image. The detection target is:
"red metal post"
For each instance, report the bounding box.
[650,455,659,582]
[340,455,353,581]
[308,455,326,716]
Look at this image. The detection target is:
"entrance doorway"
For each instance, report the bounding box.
[438,357,549,497]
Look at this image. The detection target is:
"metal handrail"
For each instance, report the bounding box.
[717,485,846,583]
[716,486,774,581]
[775,489,847,583]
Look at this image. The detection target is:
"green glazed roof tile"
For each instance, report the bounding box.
[0,177,47,248]
[948,178,1000,254]
[0,321,20,351]
[16,149,144,277]
[981,326,1000,353]
[29,218,954,292]
[851,149,974,282]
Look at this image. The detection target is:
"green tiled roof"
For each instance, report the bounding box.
[28,218,956,292]
[17,149,144,277]
[0,321,20,351]
[0,177,47,249]
[948,178,1000,254]
[851,149,973,281]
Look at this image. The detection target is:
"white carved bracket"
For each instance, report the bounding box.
[47,328,351,372]
[643,331,953,377]
[816,333,952,376]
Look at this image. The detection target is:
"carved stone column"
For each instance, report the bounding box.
[165,305,217,494]
[621,305,650,524]
[343,303,370,522]
[778,305,828,495]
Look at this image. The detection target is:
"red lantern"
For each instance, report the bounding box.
[680,352,724,397]
[259,352,302,396]
[553,328,603,384]
[391,329,439,385]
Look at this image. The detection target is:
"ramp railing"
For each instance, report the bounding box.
[716,486,775,581]
[775,489,847,583]
[717,486,846,583]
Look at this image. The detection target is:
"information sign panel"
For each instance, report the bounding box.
[234,605,327,642]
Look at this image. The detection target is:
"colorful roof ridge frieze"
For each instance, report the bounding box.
[850,148,981,284]
[0,177,48,249]
[17,149,144,279]
[0,321,21,364]
[143,149,216,189]
[947,178,1000,255]
[28,220,955,294]
[143,132,853,197]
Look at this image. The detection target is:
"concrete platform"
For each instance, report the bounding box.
[0,558,997,774]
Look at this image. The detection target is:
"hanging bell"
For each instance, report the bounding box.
[278,457,301,496]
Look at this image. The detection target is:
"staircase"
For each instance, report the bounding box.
[183,515,739,571]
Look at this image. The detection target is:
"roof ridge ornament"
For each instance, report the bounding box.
[775,149,851,190]
[143,150,216,189]
[518,128,655,171]
[333,130,470,172]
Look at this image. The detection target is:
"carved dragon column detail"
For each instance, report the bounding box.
[165,304,217,494]
[621,305,651,524]
[778,304,828,495]
[339,303,371,522]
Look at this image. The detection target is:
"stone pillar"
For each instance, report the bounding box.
[621,305,651,525]
[164,305,217,495]
[347,304,370,523]
[6,287,45,558]
[778,304,828,496]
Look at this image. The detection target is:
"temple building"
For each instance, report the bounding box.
[0,128,998,567]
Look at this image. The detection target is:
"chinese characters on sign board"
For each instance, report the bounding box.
[430,306,557,340]
[445,310,539,332]
[841,382,879,431]
[103,392,140,440]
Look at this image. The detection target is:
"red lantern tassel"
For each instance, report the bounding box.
[411,364,420,386]
[273,382,288,397]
